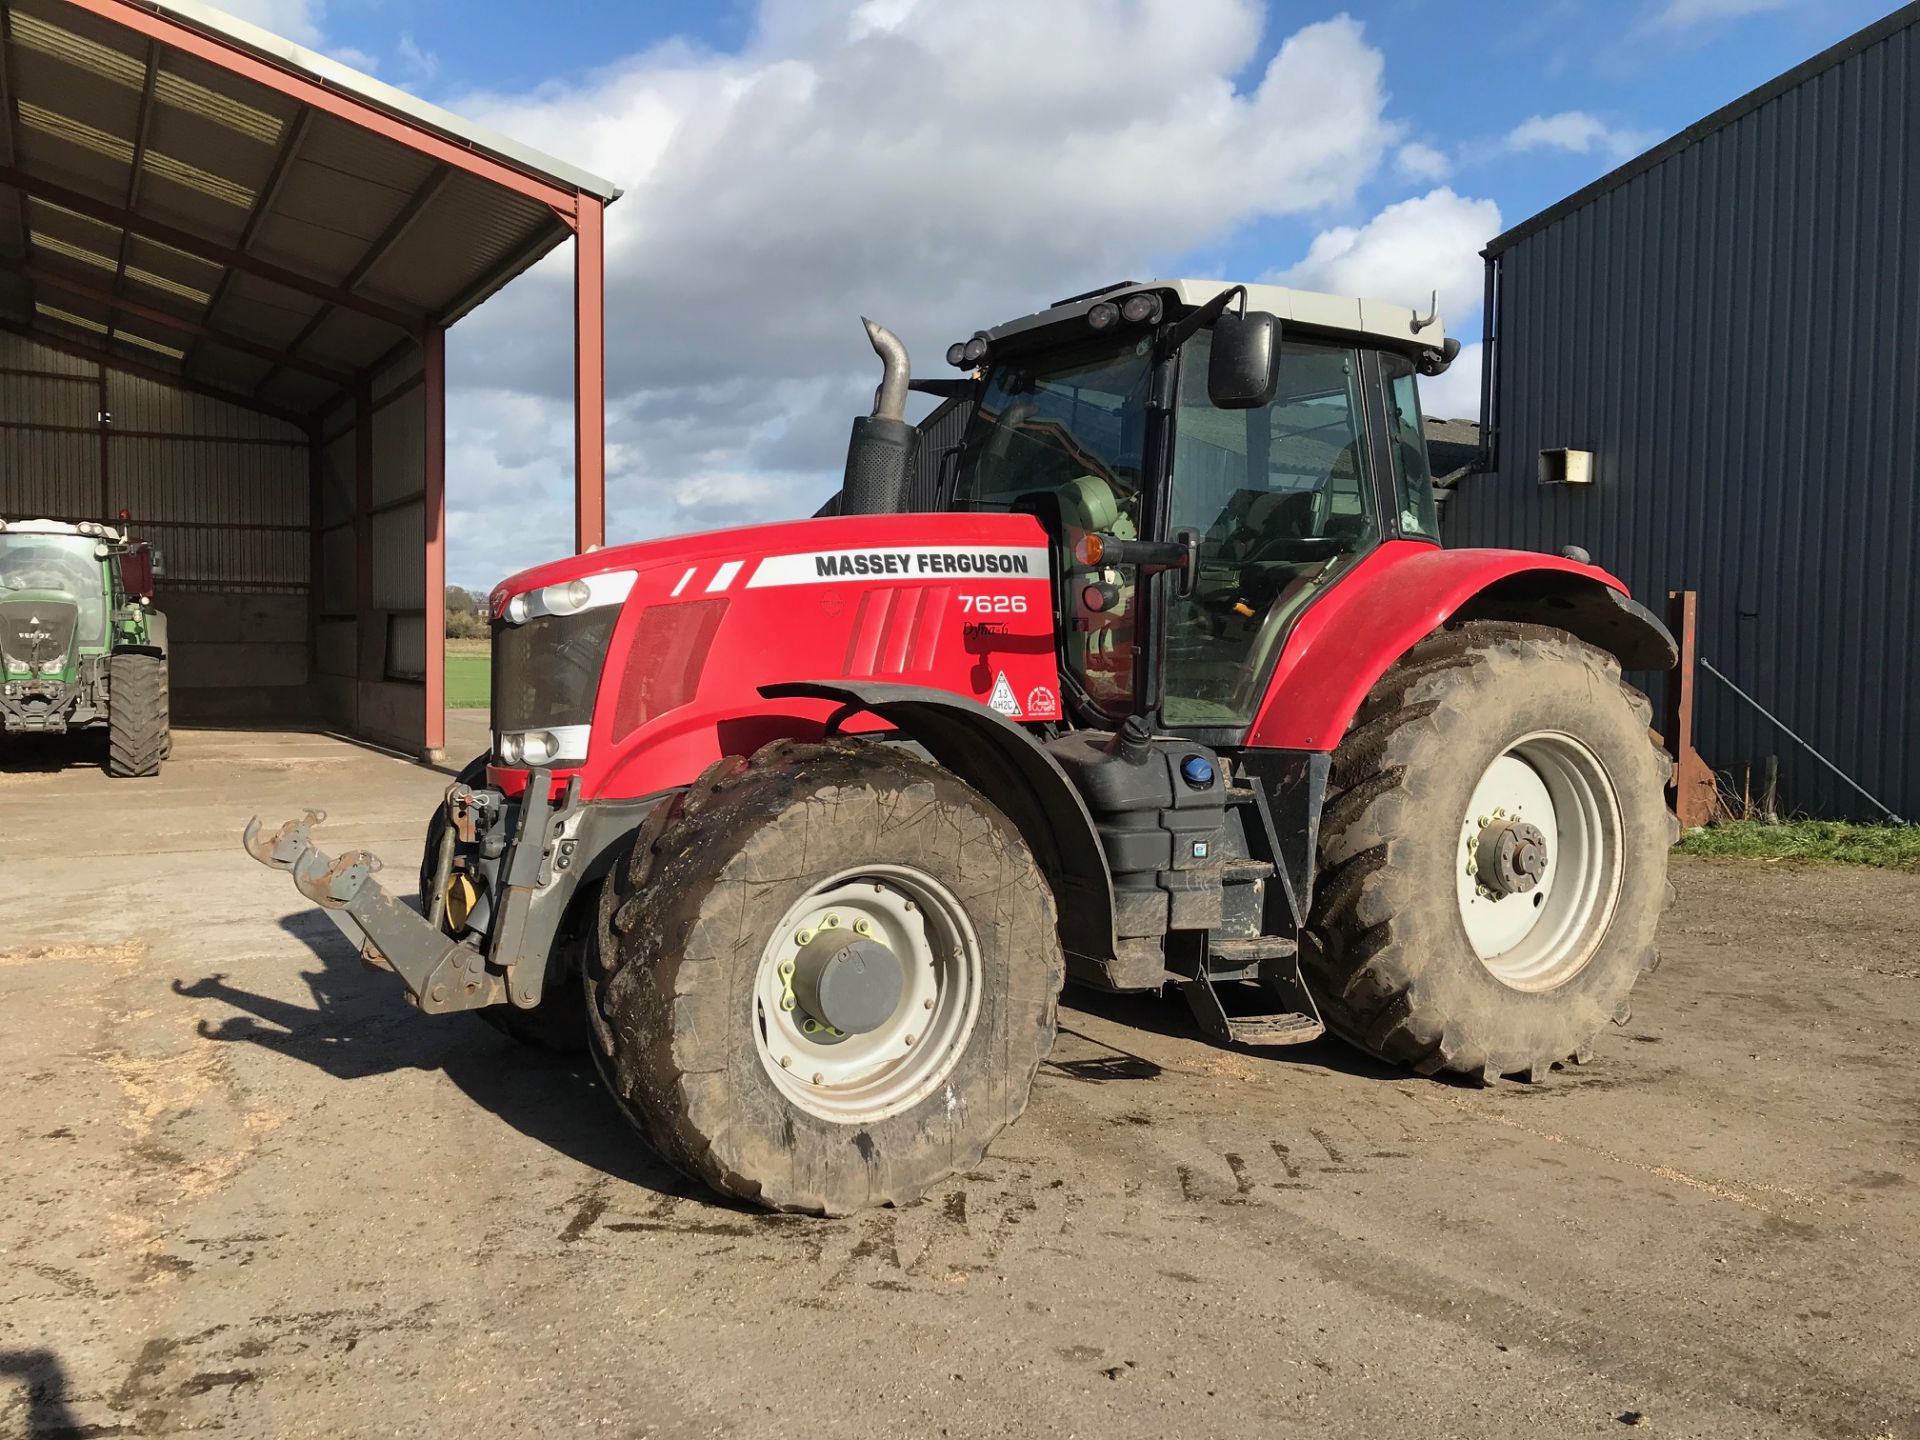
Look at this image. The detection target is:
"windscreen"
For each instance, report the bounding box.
[0,533,106,646]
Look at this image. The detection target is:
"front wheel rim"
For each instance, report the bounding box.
[1456,731,1624,992]
[753,865,982,1123]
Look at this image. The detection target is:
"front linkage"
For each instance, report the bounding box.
[243,769,594,1014]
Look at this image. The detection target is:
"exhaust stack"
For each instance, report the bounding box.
[841,318,917,515]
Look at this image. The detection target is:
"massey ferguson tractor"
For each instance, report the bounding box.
[0,516,169,776]
[247,280,1676,1214]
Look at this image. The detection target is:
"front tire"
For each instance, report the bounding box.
[586,740,1062,1214]
[107,650,168,777]
[1306,622,1674,1083]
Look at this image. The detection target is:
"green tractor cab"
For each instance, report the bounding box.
[0,517,169,776]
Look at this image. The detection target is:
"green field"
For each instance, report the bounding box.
[446,637,490,709]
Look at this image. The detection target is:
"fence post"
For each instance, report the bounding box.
[1664,590,1717,827]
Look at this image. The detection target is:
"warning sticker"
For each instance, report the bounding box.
[987,671,1022,718]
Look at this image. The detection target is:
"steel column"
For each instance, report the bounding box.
[423,327,447,761]
[1664,590,1716,828]
[573,195,606,553]
[354,378,374,737]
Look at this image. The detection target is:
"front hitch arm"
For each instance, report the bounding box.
[241,810,508,1013]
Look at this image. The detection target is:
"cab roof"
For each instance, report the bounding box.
[0,517,126,541]
[983,278,1448,356]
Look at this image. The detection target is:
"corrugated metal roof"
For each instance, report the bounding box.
[146,0,619,201]
[0,0,617,424]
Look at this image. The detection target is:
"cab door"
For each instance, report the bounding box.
[1159,332,1388,734]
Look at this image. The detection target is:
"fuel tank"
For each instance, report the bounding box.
[484,512,1064,802]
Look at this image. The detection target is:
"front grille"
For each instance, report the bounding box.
[491,608,621,736]
[0,598,77,669]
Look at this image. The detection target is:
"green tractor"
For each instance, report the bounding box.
[0,517,170,777]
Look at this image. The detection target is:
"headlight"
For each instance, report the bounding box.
[543,579,592,616]
[505,593,530,625]
[519,730,557,765]
[497,732,523,764]
[1120,292,1162,324]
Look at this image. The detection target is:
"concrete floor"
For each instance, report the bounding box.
[1,724,1916,1440]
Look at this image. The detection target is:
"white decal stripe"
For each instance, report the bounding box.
[670,567,696,597]
[706,560,744,592]
[745,546,1052,589]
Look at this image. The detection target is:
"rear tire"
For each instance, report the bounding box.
[106,650,168,778]
[1306,622,1674,1083]
[586,739,1062,1214]
[420,751,588,1054]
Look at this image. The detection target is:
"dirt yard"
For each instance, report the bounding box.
[2,725,1915,1439]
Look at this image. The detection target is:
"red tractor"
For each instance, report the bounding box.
[247,280,1675,1214]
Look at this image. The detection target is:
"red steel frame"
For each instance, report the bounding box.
[61,0,613,760]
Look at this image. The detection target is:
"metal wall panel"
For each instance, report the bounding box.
[0,427,99,516]
[371,501,425,612]
[106,371,307,443]
[0,331,320,723]
[1449,13,1920,819]
[371,384,424,508]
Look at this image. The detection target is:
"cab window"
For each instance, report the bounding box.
[1163,334,1379,727]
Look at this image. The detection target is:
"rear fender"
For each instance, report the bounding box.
[761,681,1115,965]
[1246,542,1676,752]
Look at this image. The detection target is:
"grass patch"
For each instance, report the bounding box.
[445,647,490,709]
[1677,819,1920,869]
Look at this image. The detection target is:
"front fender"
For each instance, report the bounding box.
[761,680,1115,964]
[1246,542,1676,752]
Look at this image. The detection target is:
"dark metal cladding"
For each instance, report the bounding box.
[1450,4,1920,820]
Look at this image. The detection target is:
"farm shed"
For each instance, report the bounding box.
[1449,1,1920,821]
[0,0,617,759]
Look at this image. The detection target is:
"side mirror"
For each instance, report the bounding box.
[118,545,154,600]
[1207,310,1281,409]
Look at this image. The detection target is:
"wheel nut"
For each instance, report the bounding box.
[780,1055,791,1068]
[812,1073,824,1085]
[853,917,872,936]
[923,998,934,1010]
[795,929,814,947]
[823,913,840,928]
[904,1034,916,1047]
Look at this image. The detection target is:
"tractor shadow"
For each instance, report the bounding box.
[1059,984,1412,1082]
[0,730,106,775]
[172,911,687,1197]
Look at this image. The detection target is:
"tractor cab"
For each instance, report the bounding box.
[938,280,1456,737]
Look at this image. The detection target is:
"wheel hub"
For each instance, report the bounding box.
[791,928,904,1035]
[1474,815,1548,897]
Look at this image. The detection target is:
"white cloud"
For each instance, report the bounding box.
[1396,141,1452,182]
[211,0,325,47]
[1270,188,1500,319]
[1650,0,1794,28]
[1418,341,1484,422]
[1507,110,1660,161]
[440,1,1402,586]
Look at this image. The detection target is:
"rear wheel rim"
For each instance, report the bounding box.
[754,865,981,1123]
[1456,731,1624,991]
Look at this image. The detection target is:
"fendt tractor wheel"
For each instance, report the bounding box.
[420,753,589,1053]
[586,740,1063,1214]
[1307,621,1676,1083]
[106,650,169,778]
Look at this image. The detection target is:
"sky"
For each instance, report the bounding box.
[225,0,1897,591]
